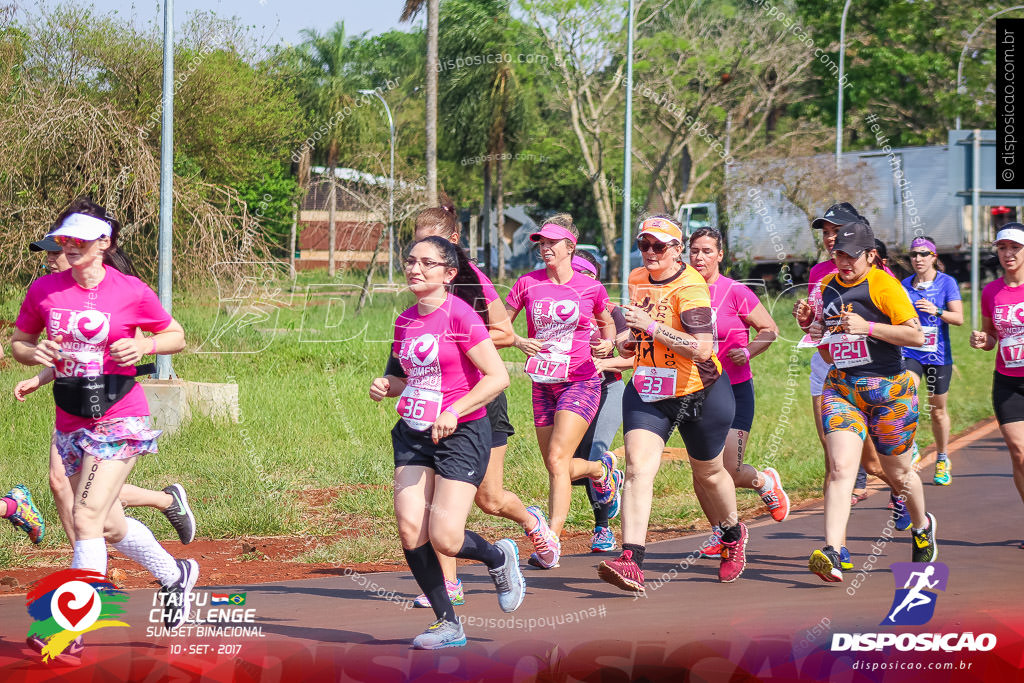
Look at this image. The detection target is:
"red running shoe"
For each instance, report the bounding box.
[718,522,748,583]
[699,526,723,558]
[597,549,645,592]
[758,468,790,522]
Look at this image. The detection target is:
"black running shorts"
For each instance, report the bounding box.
[392,417,491,486]
[486,391,515,448]
[904,359,953,396]
[993,371,1024,426]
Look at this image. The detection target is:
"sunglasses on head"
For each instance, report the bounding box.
[636,239,674,254]
[909,250,934,258]
[53,236,91,248]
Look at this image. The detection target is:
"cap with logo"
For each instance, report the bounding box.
[636,217,683,243]
[812,202,863,230]
[832,221,875,257]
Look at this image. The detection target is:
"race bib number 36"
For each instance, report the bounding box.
[826,334,872,369]
[632,367,677,402]
[396,387,443,431]
[1000,335,1024,368]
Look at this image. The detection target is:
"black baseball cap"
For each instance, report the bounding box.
[832,222,875,257]
[812,202,862,230]
[29,235,61,252]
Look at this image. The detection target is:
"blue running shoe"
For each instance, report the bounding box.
[607,470,623,520]
[590,526,616,553]
[839,546,853,571]
[891,494,911,532]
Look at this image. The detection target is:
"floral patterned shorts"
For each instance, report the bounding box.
[54,416,162,476]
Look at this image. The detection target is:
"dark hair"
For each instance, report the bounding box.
[689,227,723,252]
[414,192,460,239]
[410,235,489,325]
[873,238,888,260]
[52,197,136,276]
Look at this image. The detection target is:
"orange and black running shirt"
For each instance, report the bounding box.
[628,264,722,397]
[819,268,918,377]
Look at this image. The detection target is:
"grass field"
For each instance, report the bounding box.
[0,271,1000,567]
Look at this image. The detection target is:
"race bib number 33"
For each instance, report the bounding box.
[632,367,677,402]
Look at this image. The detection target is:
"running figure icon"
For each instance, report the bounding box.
[886,565,939,623]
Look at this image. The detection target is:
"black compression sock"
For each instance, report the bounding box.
[720,523,741,544]
[403,543,456,623]
[622,543,646,568]
[455,531,505,570]
[585,482,611,528]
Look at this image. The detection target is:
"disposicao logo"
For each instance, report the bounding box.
[26,569,128,662]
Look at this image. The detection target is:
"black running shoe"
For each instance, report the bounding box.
[808,545,843,583]
[911,512,937,563]
[162,484,196,545]
[158,558,199,629]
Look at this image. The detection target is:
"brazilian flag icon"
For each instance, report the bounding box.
[229,593,247,605]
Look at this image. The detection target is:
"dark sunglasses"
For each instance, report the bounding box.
[636,239,674,254]
[909,251,934,258]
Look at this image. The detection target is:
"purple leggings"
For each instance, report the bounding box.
[531,376,602,427]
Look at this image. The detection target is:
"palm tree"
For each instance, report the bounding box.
[401,0,439,205]
[297,22,367,276]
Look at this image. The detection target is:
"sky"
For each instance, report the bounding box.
[47,1,417,46]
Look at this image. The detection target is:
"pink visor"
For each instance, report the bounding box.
[571,256,597,276]
[530,223,577,244]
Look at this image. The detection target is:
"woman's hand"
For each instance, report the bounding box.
[514,336,543,357]
[431,409,459,444]
[14,378,40,401]
[32,335,63,367]
[590,338,614,358]
[914,299,940,316]
[110,337,148,367]
[809,320,825,343]
[841,312,870,336]
[970,330,990,350]
[793,298,813,326]
[369,377,391,402]
[621,304,655,333]
[726,348,749,366]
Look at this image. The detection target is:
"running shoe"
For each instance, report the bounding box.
[839,546,854,571]
[718,523,747,583]
[5,485,45,544]
[911,512,938,563]
[607,470,623,520]
[590,526,616,553]
[412,579,465,608]
[933,459,951,486]
[524,506,560,568]
[808,546,843,583]
[891,494,912,531]
[758,468,790,522]
[411,618,467,650]
[488,539,526,612]
[699,526,723,559]
[597,549,644,592]
[161,484,196,545]
[158,558,199,629]
[591,452,619,505]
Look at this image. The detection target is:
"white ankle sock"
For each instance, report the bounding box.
[112,518,181,585]
[72,537,108,575]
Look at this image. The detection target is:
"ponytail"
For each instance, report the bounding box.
[412,236,489,325]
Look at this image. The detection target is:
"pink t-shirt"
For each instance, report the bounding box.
[15,267,172,432]
[982,279,1024,377]
[505,270,610,381]
[708,276,761,385]
[392,295,491,422]
[469,262,500,305]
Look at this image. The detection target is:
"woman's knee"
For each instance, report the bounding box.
[475,488,504,516]
[428,528,463,556]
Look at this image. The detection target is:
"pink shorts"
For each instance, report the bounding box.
[54,416,161,476]
[531,376,602,427]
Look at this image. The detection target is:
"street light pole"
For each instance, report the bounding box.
[835,0,852,171]
[157,0,175,380]
[956,5,1024,130]
[621,0,635,304]
[360,89,396,285]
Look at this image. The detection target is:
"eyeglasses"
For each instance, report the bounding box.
[53,236,90,248]
[909,251,934,258]
[637,239,675,254]
[403,257,447,271]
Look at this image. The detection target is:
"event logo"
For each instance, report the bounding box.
[73,310,110,345]
[408,334,440,367]
[26,569,128,662]
[883,562,948,626]
[550,300,580,325]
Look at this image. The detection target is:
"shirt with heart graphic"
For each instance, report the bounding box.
[392,295,491,422]
[15,266,173,432]
[505,269,610,381]
[983,278,1024,377]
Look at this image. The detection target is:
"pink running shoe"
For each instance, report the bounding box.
[597,549,645,592]
[524,506,560,569]
[592,452,620,505]
[758,468,790,522]
[718,522,748,583]
[699,526,723,559]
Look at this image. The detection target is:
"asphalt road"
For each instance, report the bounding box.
[1,419,1022,682]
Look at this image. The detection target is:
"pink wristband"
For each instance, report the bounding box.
[645,322,658,337]
[445,406,460,419]
[868,322,875,337]
[150,338,158,355]
[741,347,751,361]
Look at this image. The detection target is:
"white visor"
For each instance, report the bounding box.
[995,227,1024,246]
[49,213,112,241]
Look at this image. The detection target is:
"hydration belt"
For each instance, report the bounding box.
[52,363,156,419]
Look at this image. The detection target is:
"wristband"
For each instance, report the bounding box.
[867,322,875,337]
[741,347,750,361]
[645,322,658,337]
[444,406,460,419]
[150,338,158,355]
